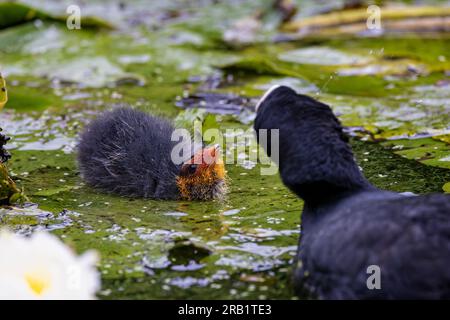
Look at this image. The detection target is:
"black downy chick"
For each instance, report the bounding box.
[0,128,11,163]
[77,108,227,200]
[254,85,450,299]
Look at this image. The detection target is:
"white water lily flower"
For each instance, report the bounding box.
[0,230,100,300]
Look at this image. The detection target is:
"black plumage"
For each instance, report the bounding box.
[77,108,180,199]
[0,128,11,163]
[254,85,450,299]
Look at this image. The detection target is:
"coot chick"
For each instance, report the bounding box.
[254,85,450,299]
[77,107,227,200]
[0,128,11,163]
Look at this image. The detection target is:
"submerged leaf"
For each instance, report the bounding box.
[168,240,212,265]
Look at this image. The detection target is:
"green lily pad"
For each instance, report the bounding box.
[1,0,449,300]
[0,163,26,205]
[278,46,371,66]
[35,56,145,88]
[0,2,52,30]
[382,137,450,170]
[0,73,7,109]
[0,2,113,30]
[33,185,78,197]
[443,182,450,193]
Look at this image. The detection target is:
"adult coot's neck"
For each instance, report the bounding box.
[254,86,374,209]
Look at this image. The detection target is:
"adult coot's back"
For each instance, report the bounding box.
[254,85,450,299]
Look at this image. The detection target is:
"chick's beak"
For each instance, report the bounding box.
[203,144,221,165]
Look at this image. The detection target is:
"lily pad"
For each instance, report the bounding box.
[278,46,370,66]
[0,2,113,30]
[443,182,450,193]
[175,92,254,115]
[0,2,52,30]
[282,5,450,35]
[382,137,450,170]
[35,57,145,88]
[0,73,7,109]
[0,163,26,205]
[1,0,449,301]
[254,77,318,95]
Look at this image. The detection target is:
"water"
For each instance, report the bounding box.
[1,0,449,299]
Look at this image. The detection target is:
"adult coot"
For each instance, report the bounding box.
[254,85,450,299]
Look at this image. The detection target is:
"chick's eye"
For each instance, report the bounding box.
[188,164,197,174]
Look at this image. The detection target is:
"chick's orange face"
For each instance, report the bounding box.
[177,145,227,200]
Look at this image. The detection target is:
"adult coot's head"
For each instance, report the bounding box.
[254,85,371,206]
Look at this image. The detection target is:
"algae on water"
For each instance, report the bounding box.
[0,0,449,299]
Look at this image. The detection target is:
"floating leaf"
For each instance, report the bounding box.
[0,2,113,30]
[174,108,220,145]
[0,2,51,30]
[434,135,450,145]
[283,5,450,34]
[279,46,370,66]
[175,92,254,115]
[34,57,144,88]
[443,182,450,193]
[33,185,78,197]
[0,73,7,110]
[0,163,26,205]
[382,138,450,170]
[219,56,300,78]
[223,16,262,46]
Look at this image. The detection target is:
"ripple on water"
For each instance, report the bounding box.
[0,205,79,235]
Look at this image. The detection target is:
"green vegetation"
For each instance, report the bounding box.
[0,0,449,299]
